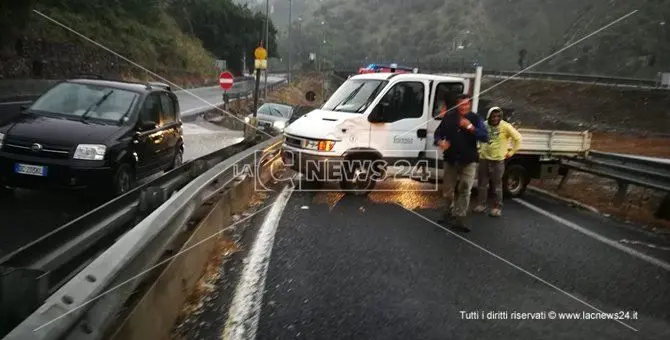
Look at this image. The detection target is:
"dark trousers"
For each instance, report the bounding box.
[476,159,505,207]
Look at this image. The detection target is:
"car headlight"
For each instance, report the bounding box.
[0,133,4,149]
[303,139,335,152]
[273,121,286,130]
[244,116,251,124]
[73,144,106,160]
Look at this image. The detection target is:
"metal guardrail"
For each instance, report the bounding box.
[560,151,670,210]
[485,71,664,89]
[1,135,282,340]
[0,137,265,337]
[332,65,665,89]
[181,78,289,118]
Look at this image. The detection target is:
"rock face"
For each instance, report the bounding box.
[0,39,216,99]
[262,0,670,78]
[481,78,670,136]
[0,39,125,80]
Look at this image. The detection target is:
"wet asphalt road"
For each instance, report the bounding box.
[255,180,670,339]
[0,77,284,257]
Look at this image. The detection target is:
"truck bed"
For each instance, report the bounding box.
[516,128,591,158]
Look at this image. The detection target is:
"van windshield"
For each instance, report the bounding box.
[322,79,388,113]
[30,82,139,122]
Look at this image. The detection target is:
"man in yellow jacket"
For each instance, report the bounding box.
[473,107,522,217]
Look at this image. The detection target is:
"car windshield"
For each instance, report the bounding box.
[29,82,139,122]
[322,79,388,113]
[258,103,294,118]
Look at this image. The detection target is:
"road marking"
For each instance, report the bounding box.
[514,198,670,272]
[399,204,639,332]
[619,239,670,251]
[222,185,294,340]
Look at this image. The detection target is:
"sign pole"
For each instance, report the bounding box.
[249,44,268,141]
[222,90,229,110]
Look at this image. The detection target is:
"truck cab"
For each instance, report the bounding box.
[281,71,591,196]
[282,72,471,192]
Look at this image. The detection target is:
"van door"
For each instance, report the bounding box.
[368,80,428,162]
[425,81,467,176]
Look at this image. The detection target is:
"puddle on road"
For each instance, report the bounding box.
[311,191,346,211]
[308,179,443,211]
[368,179,443,210]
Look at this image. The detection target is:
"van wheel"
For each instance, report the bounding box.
[113,163,134,196]
[340,158,379,196]
[503,164,528,198]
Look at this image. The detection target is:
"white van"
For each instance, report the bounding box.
[281,70,591,196]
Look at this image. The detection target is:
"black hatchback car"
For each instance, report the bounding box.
[0,78,184,196]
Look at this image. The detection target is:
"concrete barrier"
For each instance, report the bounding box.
[108,157,280,340]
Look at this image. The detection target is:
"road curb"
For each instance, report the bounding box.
[527,185,601,214]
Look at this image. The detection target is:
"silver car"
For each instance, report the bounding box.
[245,103,312,135]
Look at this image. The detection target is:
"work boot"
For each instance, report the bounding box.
[451,216,471,233]
[489,207,502,217]
[473,205,487,213]
[438,210,454,225]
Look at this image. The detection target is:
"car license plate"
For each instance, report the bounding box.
[14,163,48,177]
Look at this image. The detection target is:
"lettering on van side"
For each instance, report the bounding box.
[393,136,414,144]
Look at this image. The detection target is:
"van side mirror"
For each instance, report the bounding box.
[140,120,157,131]
[368,103,388,123]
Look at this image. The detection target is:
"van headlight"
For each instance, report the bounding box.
[0,133,4,149]
[303,139,336,152]
[273,121,286,130]
[73,144,106,160]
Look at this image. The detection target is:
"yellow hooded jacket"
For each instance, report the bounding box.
[479,107,522,161]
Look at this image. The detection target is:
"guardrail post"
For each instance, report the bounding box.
[190,159,208,179]
[613,180,629,207]
[139,187,168,212]
[655,193,670,220]
[557,169,571,191]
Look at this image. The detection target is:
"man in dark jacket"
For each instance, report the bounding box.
[434,94,488,231]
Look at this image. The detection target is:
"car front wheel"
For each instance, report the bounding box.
[167,147,184,171]
[112,163,134,196]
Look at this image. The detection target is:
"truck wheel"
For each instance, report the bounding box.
[503,164,529,198]
[340,159,378,196]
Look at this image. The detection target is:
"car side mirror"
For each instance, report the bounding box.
[140,120,157,131]
[20,104,30,111]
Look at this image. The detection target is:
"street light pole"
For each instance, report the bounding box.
[288,0,292,84]
[264,0,269,99]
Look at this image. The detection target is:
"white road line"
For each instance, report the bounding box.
[222,185,294,340]
[399,204,639,332]
[514,198,670,272]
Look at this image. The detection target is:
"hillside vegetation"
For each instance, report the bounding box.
[243,0,669,78]
[0,0,277,80]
